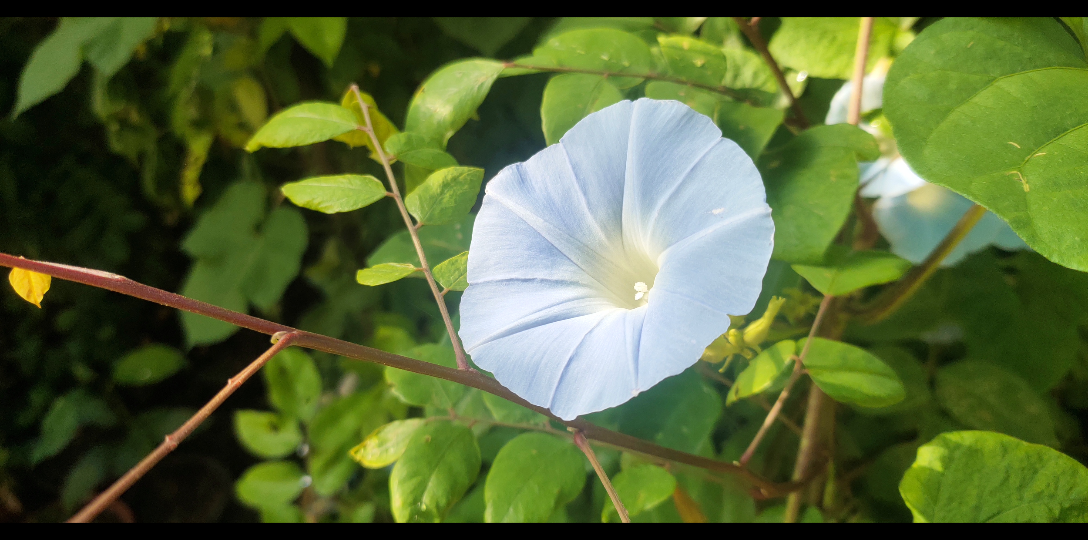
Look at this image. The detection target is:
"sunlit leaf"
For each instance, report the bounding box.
[604,465,677,522]
[885,17,1088,271]
[350,418,425,469]
[245,102,358,152]
[8,266,51,308]
[726,340,796,405]
[282,174,387,214]
[799,337,906,408]
[356,263,419,286]
[531,28,655,89]
[390,420,480,522]
[484,433,585,523]
[405,59,504,147]
[433,251,469,292]
[900,431,1088,522]
[335,88,400,156]
[404,167,484,225]
[792,247,911,296]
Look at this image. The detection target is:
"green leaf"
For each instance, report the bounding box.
[726,340,796,405]
[1061,17,1088,56]
[532,28,655,89]
[619,370,722,454]
[245,102,358,152]
[179,183,308,345]
[259,504,306,523]
[481,393,549,425]
[404,167,484,225]
[281,174,386,214]
[540,74,623,145]
[604,464,677,522]
[264,348,322,422]
[233,410,303,459]
[369,214,474,268]
[768,17,900,79]
[644,81,783,158]
[32,389,117,464]
[799,337,906,408]
[334,88,400,156]
[285,17,346,67]
[853,347,932,416]
[111,344,186,386]
[759,124,879,263]
[385,344,465,408]
[82,17,158,78]
[62,446,109,511]
[484,433,585,523]
[885,17,1088,271]
[934,360,1059,447]
[350,418,426,469]
[657,35,730,88]
[405,59,504,147]
[356,263,419,286]
[235,461,307,509]
[900,431,1088,522]
[433,17,532,57]
[433,251,469,291]
[13,17,115,117]
[792,247,912,296]
[390,420,481,522]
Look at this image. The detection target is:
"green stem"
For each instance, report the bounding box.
[853,204,987,324]
[732,17,810,129]
[574,431,630,523]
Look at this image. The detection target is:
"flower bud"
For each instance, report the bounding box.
[742,296,786,348]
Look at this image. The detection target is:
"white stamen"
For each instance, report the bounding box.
[634,282,648,301]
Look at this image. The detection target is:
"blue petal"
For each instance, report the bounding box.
[873,183,1016,266]
[548,308,645,420]
[859,157,927,199]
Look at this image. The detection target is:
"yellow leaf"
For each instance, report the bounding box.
[9,266,51,308]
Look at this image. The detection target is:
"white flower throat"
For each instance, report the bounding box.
[634,281,649,301]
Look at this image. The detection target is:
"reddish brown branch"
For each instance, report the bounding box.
[0,252,802,501]
[68,332,302,523]
[733,17,810,129]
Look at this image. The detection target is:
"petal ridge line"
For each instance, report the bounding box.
[658,205,771,260]
[545,311,611,411]
[642,135,723,237]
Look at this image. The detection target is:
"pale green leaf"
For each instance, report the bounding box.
[484,433,585,523]
[334,88,400,155]
[900,431,1088,522]
[356,263,419,286]
[604,465,677,522]
[792,247,911,296]
[799,337,906,408]
[282,174,387,214]
[726,340,796,405]
[405,59,504,147]
[404,167,484,225]
[433,251,469,292]
[391,420,481,522]
[235,461,307,509]
[233,410,303,459]
[350,419,426,469]
[540,73,623,145]
[532,28,655,89]
[245,102,358,152]
[768,17,900,79]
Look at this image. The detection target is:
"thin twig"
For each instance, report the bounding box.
[846,17,874,127]
[501,62,752,104]
[732,17,810,129]
[349,85,472,372]
[574,431,629,523]
[697,364,802,435]
[68,331,302,523]
[738,294,832,466]
[852,204,986,323]
[0,252,802,498]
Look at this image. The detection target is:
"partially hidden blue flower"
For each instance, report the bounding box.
[826,71,1029,266]
[458,99,774,421]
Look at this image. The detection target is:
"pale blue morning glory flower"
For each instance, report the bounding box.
[826,73,1028,266]
[458,99,774,421]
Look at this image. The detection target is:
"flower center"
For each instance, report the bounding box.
[634,281,649,301]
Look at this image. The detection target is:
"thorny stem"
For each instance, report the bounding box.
[501,62,753,105]
[732,17,810,129]
[574,431,630,523]
[853,204,987,323]
[0,252,806,503]
[738,294,833,466]
[349,85,472,372]
[68,332,302,523]
[783,18,874,523]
